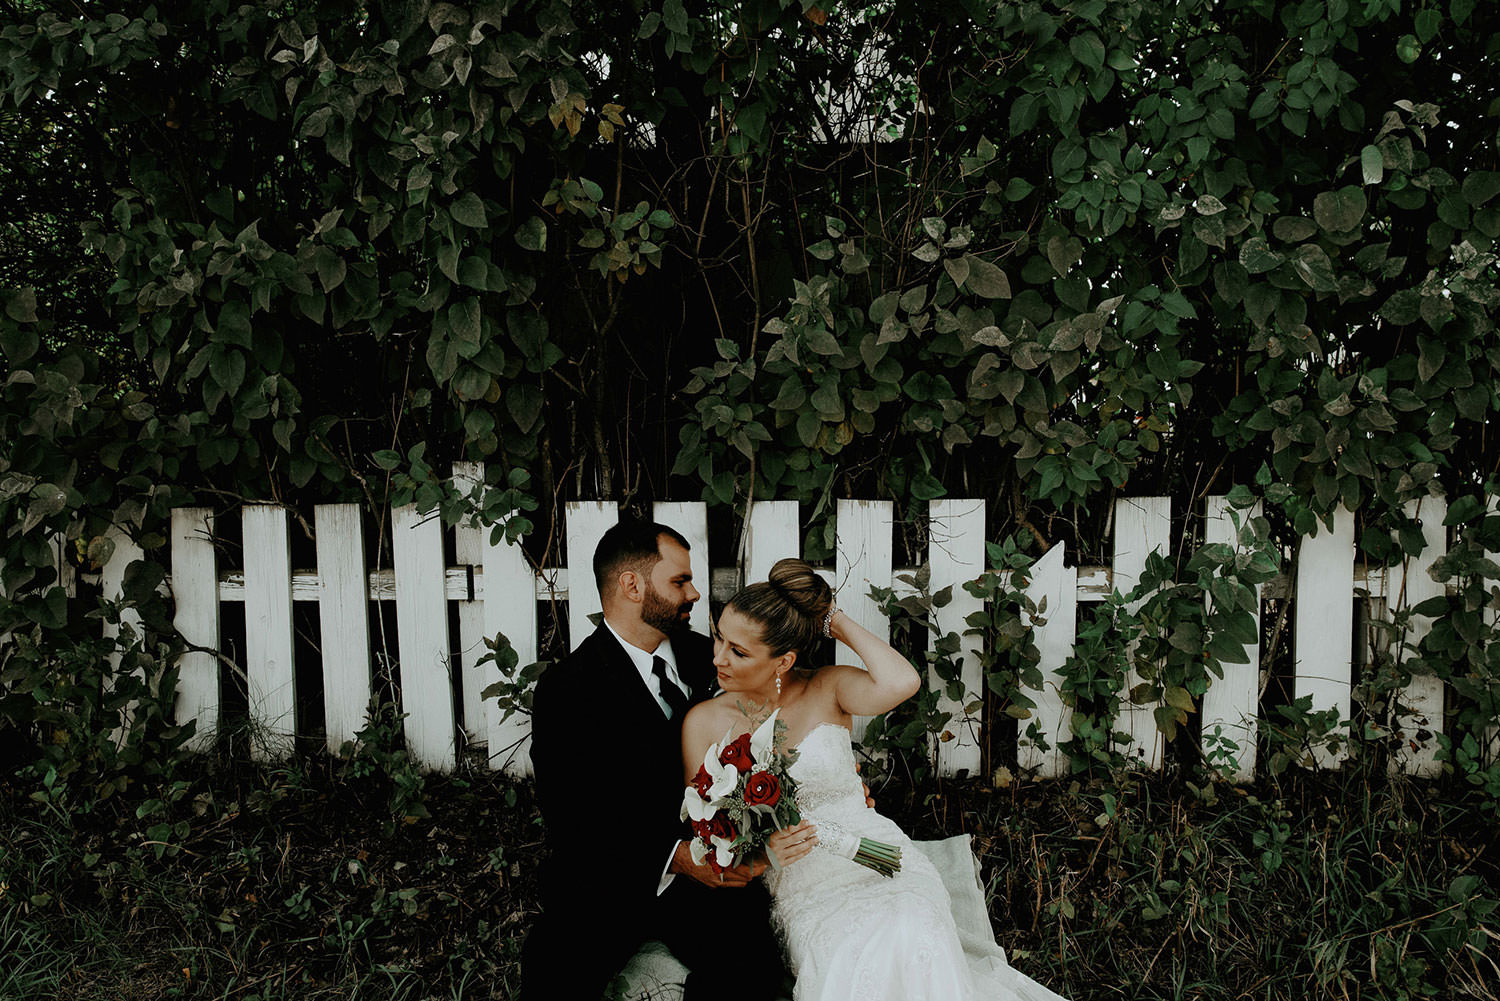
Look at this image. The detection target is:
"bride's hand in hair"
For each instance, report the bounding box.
[824,608,851,643]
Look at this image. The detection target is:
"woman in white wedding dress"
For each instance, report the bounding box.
[681,559,1070,1001]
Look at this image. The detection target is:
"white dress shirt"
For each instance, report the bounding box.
[603,616,689,717]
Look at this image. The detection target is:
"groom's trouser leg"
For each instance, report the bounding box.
[659,879,786,1001]
[520,908,641,1001]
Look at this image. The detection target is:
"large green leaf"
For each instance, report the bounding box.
[314,246,346,293]
[1462,171,1500,208]
[506,383,544,433]
[449,298,482,349]
[1240,237,1284,274]
[1313,187,1366,233]
[1379,290,1421,325]
[1290,244,1337,291]
[965,255,1011,299]
[1271,216,1318,243]
[451,191,487,228]
[5,287,38,323]
[453,364,492,401]
[216,301,252,348]
[515,216,547,251]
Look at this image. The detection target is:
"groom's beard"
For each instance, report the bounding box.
[641,584,693,634]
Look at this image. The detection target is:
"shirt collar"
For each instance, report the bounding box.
[602,616,678,682]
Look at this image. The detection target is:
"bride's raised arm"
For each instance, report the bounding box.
[824,609,921,718]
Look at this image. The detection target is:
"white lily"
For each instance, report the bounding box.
[689,836,710,866]
[749,707,781,762]
[681,741,739,821]
[710,835,737,869]
[681,783,713,822]
[702,741,739,799]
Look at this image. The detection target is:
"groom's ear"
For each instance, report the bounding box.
[616,569,643,603]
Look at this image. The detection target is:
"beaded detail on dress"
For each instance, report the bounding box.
[784,723,862,813]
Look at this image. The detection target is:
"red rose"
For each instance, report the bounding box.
[719,733,755,773]
[691,819,714,841]
[743,770,781,808]
[692,764,714,799]
[708,813,737,842]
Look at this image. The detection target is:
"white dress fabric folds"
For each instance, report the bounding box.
[765,723,1070,1001]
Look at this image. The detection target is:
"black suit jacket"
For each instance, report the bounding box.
[529,623,716,918]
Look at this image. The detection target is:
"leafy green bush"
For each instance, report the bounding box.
[2,1,1497,779]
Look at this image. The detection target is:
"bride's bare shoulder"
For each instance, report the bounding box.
[682,695,736,736]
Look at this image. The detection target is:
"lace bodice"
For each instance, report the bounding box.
[786,723,865,813]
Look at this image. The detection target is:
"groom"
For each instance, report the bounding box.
[521,519,785,1001]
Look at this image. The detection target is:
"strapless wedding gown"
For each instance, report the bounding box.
[765,723,1070,1001]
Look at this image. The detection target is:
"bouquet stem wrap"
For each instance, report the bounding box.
[814,819,902,878]
[852,838,902,877]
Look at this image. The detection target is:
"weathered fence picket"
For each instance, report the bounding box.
[243,504,296,761]
[453,466,490,750]
[835,499,893,744]
[66,485,1491,781]
[1019,543,1076,779]
[564,501,616,656]
[928,499,985,778]
[313,503,371,755]
[172,507,219,755]
[1113,496,1172,769]
[1390,496,1447,777]
[101,526,144,750]
[742,500,799,587]
[1201,498,1261,782]
[392,504,455,772]
[480,505,537,773]
[1294,505,1356,769]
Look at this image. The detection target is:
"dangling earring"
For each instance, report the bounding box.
[775,672,782,700]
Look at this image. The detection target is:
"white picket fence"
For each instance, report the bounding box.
[84,465,1491,782]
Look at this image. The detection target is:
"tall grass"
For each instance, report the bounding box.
[1,744,1495,1000]
[0,745,540,1001]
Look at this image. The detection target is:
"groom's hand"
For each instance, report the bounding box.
[670,840,765,888]
[855,762,876,810]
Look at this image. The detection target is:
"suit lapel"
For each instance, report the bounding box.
[590,625,672,724]
[671,632,717,704]
[590,624,715,719]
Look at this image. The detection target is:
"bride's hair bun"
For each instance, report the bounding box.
[726,557,833,661]
[767,558,833,619]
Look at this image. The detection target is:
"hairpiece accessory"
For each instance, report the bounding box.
[821,605,838,639]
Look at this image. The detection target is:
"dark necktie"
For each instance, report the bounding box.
[652,655,688,719]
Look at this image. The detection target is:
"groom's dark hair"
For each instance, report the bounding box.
[593,519,690,598]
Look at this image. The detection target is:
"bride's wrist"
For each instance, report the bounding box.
[821,606,844,640]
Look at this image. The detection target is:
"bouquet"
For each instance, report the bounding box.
[680,709,902,878]
[680,709,801,873]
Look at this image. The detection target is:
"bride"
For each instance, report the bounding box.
[681,558,1070,1001]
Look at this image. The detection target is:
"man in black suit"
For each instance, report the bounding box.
[521,519,784,1001]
